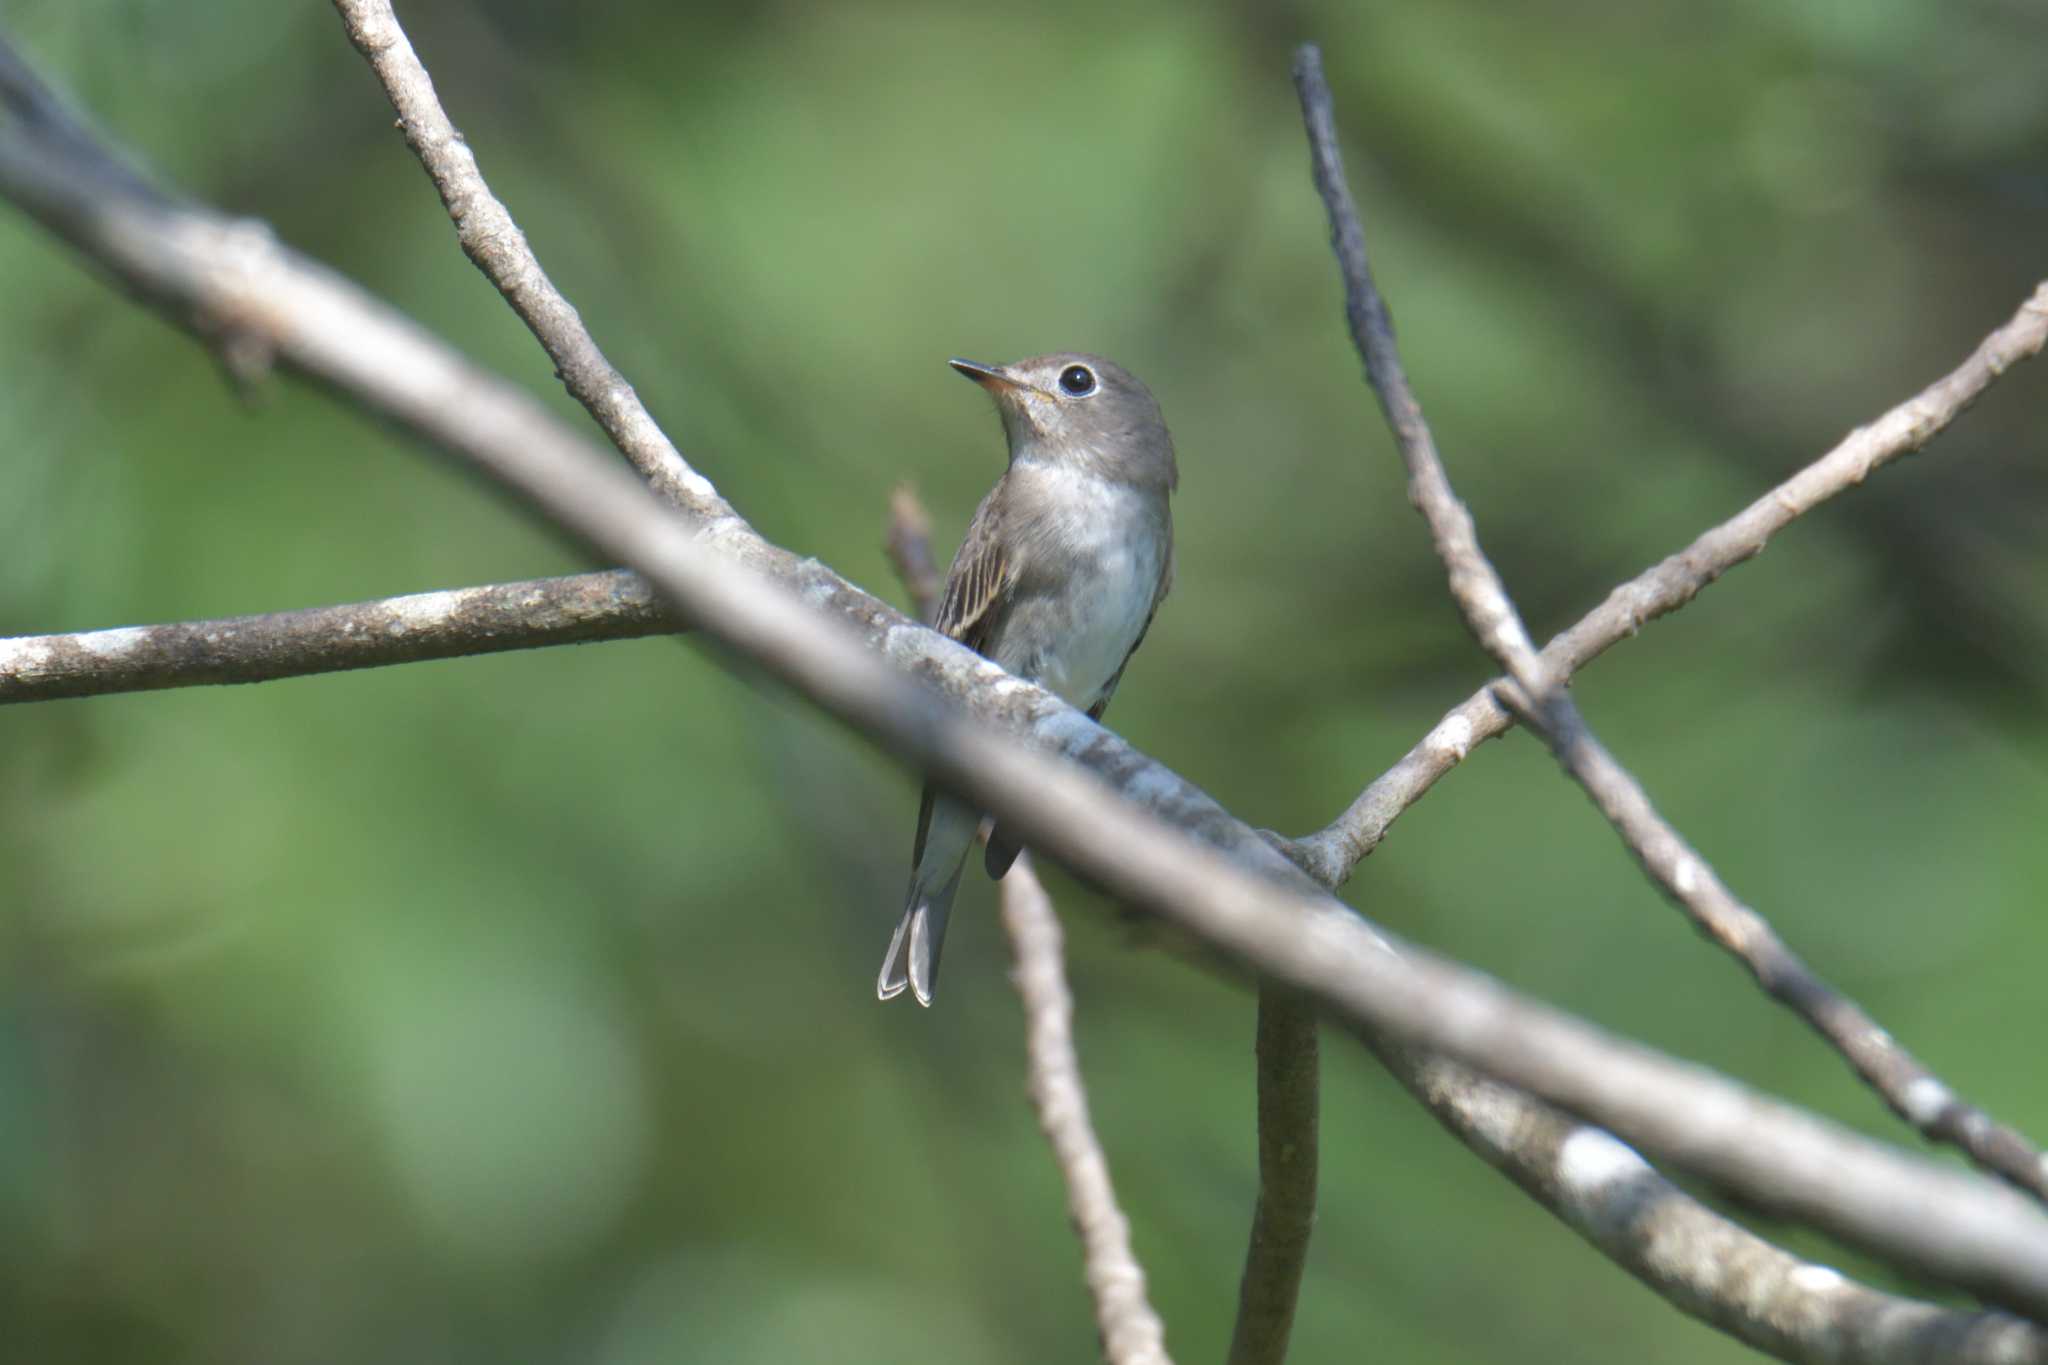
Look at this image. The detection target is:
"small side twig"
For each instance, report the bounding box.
[1293,43,2048,1205]
[1291,274,2048,886]
[884,483,944,625]
[0,570,671,704]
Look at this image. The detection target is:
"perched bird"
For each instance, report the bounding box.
[877,353,1178,1006]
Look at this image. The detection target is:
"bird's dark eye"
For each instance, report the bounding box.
[1057,364,1097,397]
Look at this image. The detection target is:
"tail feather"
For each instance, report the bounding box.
[876,858,966,1005]
[878,796,979,1005]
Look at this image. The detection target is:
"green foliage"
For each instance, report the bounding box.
[3,1,2045,1360]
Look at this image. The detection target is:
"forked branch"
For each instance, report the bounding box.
[4,21,2048,1357]
[1293,41,2048,1208]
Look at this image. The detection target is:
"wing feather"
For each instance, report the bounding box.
[912,484,1016,866]
[933,488,1015,652]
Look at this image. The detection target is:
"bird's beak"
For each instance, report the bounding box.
[949,358,1024,394]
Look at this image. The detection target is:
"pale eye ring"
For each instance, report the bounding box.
[1057,364,1097,397]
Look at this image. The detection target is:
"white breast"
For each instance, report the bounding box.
[996,464,1166,710]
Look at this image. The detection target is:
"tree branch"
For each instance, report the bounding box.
[1293,42,2048,1207]
[1395,1049,2048,1365]
[1290,270,2048,889]
[1269,833,2048,1365]
[329,0,721,518]
[883,484,944,625]
[898,436,2006,1365]
[0,570,670,703]
[1226,982,1319,1365]
[1004,855,1176,1365]
[9,27,2048,1335]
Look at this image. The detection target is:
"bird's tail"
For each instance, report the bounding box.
[877,798,979,1005]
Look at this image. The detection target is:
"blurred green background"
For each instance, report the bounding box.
[3,1,2045,1360]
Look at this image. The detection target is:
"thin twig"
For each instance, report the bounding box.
[884,483,944,625]
[1003,855,1175,1365]
[329,0,725,519]
[1291,273,2048,885]
[0,570,670,703]
[11,32,2048,1334]
[1226,983,1319,1365]
[1295,49,1546,694]
[1293,42,2048,1207]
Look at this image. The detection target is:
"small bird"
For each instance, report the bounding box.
[877,353,1178,1006]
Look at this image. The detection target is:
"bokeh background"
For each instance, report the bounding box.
[3,1,2045,1360]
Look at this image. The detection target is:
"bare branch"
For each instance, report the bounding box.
[1549,706,2048,1205]
[9,33,2048,1323]
[0,571,670,703]
[342,8,1309,1343]
[5,269,2031,723]
[1292,271,2048,885]
[3,13,2029,757]
[329,0,723,518]
[1275,806,2048,1363]
[893,434,1996,1365]
[1294,47,1547,695]
[1293,42,2048,1206]
[0,477,943,706]
[1003,856,1175,1365]
[0,467,926,719]
[884,483,944,626]
[1397,1050,2048,1365]
[1226,983,1319,1365]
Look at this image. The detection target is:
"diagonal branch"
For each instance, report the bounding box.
[330,0,723,519]
[1293,43,2048,1206]
[1297,50,1548,693]
[1392,1048,2048,1365]
[1290,269,2048,887]
[1281,820,2048,1364]
[11,25,2048,1341]
[0,570,671,703]
[341,3,1296,1345]
[2,267,2035,727]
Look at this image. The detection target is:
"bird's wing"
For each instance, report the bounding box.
[912,486,1019,866]
[932,487,1015,654]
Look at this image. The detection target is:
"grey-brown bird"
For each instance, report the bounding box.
[877,353,1178,1005]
